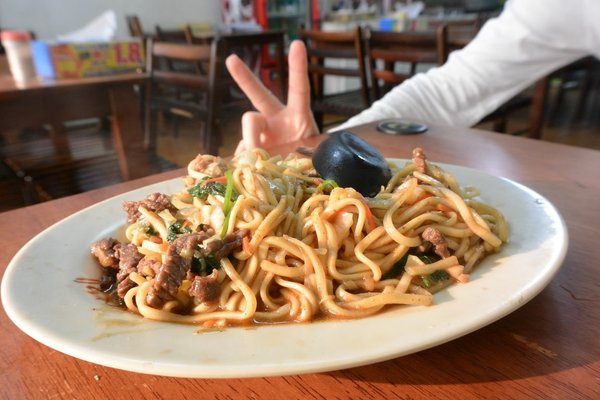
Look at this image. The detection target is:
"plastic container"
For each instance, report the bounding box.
[1,30,37,83]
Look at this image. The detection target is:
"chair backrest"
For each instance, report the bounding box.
[183,26,214,46]
[431,18,481,60]
[299,26,370,108]
[155,25,189,43]
[145,39,224,153]
[365,26,447,100]
[218,30,287,101]
[147,40,216,88]
[126,15,144,38]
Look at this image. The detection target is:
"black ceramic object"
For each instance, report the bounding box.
[312,131,391,197]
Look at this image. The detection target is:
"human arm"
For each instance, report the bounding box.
[225,40,319,154]
[333,0,595,131]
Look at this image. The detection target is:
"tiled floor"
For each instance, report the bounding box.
[0,77,598,212]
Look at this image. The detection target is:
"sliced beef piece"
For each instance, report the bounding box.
[116,243,144,299]
[190,154,227,178]
[90,237,120,268]
[146,232,210,308]
[199,224,216,237]
[122,192,175,224]
[137,257,162,277]
[412,147,427,174]
[188,270,220,304]
[420,227,451,259]
[203,229,249,261]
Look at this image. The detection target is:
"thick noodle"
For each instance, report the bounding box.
[94,149,507,328]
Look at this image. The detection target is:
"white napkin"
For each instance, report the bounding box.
[57,10,117,42]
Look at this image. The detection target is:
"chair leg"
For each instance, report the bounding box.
[21,175,53,205]
[47,122,72,160]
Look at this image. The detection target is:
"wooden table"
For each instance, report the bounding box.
[0,56,152,181]
[1,121,599,399]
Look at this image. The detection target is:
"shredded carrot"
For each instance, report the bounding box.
[436,203,453,213]
[160,243,170,252]
[360,199,377,232]
[201,175,228,187]
[415,192,433,202]
[148,236,162,244]
[312,178,322,186]
[242,236,252,255]
[202,320,216,329]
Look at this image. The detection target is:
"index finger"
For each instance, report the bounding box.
[286,40,312,113]
[225,54,283,115]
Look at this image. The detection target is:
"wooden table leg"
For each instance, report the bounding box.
[108,85,153,180]
[47,122,73,160]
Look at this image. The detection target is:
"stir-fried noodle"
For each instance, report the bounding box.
[90,148,508,328]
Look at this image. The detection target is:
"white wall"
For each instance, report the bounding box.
[0,0,221,39]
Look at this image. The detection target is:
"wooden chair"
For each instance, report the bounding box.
[427,17,481,59]
[477,88,539,136]
[184,30,288,145]
[126,15,144,38]
[183,26,214,46]
[365,26,448,101]
[144,39,223,155]
[511,56,599,140]
[218,30,287,102]
[155,25,204,75]
[434,20,539,137]
[155,25,189,43]
[299,26,370,131]
[546,56,600,123]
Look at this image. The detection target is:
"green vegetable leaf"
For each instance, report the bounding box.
[220,170,237,238]
[317,179,338,193]
[138,219,157,236]
[166,221,192,242]
[187,176,228,200]
[420,269,450,288]
[430,269,450,282]
[382,254,408,280]
[191,253,220,276]
[418,253,441,264]
[223,170,235,215]
[421,275,432,288]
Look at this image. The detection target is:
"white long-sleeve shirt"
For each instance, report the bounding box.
[333,0,600,131]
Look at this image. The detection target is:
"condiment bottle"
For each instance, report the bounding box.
[1,30,37,84]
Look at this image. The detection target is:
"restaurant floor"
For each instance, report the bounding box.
[0,81,598,213]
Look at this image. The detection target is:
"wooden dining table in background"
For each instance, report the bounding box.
[1,121,599,399]
[0,56,152,181]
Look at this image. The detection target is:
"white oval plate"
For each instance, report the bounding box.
[1,161,568,378]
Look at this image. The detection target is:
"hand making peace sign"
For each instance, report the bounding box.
[225,40,319,155]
